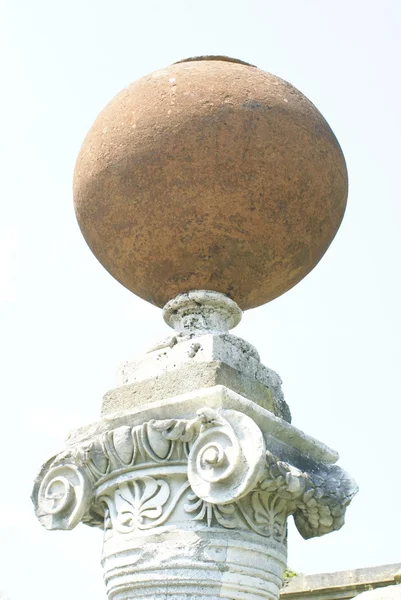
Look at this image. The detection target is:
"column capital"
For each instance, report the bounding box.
[33,389,356,540]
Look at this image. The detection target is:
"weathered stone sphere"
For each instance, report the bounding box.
[74,56,347,310]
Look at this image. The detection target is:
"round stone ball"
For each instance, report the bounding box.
[74,56,347,310]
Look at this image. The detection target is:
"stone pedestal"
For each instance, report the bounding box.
[32,293,357,600]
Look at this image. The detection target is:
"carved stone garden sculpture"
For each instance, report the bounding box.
[32,57,357,600]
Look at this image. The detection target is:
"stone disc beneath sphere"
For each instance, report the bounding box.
[73,57,347,309]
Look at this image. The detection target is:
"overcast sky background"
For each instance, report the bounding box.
[1,1,400,598]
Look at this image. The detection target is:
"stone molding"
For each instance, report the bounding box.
[33,405,356,541]
[106,330,291,420]
[281,564,401,600]
[163,290,242,334]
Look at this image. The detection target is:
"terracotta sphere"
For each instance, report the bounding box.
[74,56,347,310]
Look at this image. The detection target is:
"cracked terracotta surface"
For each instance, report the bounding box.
[74,56,347,309]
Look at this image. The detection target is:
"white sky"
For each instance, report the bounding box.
[1,1,400,598]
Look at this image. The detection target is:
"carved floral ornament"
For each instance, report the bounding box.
[32,408,357,541]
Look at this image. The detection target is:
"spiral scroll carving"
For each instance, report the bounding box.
[32,408,356,541]
[188,408,266,504]
[34,463,92,530]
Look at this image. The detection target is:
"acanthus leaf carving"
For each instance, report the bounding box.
[32,411,210,532]
[293,464,358,539]
[108,477,170,533]
[236,450,357,542]
[32,410,356,542]
[237,450,358,541]
[184,492,238,529]
[101,477,190,537]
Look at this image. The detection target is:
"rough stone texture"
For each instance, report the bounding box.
[103,360,279,416]
[102,329,290,420]
[73,56,348,310]
[281,564,401,600]
[163,290,242,333]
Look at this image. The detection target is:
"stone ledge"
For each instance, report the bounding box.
[281,564,401,600]
[103,360,280,417]
[115,331,291,422]
[69,385,338,467]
